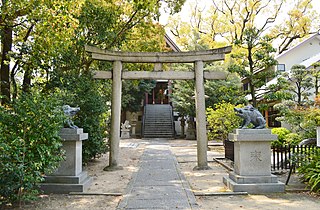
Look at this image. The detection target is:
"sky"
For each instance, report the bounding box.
[159,0,210,26]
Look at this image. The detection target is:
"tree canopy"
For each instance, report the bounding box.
[167,0,319,107]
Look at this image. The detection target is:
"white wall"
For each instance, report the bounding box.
[276,35,320,71]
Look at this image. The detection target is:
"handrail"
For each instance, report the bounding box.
[170,104,175,138]
[142,105,147,138]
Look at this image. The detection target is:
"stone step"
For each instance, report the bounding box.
[143,135,174,138]
[143,131,174,134]
[143,105,174,138]
[145,115,172,116]
[145,119,172,120]
[144,128,173,131]
[144,124,172,126]
[144,125,173,128]
[144,126,173,129]
[40,174,93,194]
[144,122,172,124]
[143,130,174,133]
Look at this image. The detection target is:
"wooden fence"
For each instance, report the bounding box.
[271,144,319,172]
[224,139,234,161]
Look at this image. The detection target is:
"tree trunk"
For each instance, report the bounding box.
[22,68,32,93]
[249,81,257,107]
[11,65,18,100]
[297,87,301,105]
[247,46,256,107]
[0,25,13,104]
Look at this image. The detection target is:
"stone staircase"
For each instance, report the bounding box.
[143,104,175,139]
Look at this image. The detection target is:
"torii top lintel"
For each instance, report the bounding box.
[85,45,232,63]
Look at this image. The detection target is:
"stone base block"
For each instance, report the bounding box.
[121,130,130,139]
[40,171,93,194]
[223,176,285,194]
[228,172,278,184]
[59,128,88,141]
[186,129,196,140]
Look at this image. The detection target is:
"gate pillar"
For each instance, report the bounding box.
[194,60,210,170]
[104,60,123,171]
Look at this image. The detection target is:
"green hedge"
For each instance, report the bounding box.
[0,92,66,205]
[57,73,110,163]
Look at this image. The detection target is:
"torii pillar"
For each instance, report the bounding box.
[194,60,210,170]
[104,60,123,171]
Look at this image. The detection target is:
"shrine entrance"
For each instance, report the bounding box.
[146,81,170,105]
[85,45,231,170]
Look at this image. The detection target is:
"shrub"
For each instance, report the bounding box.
[298,150,320,193]
[0,91,65,205]
[271,127,291,147]
[51,73,110,163]
[206,102,242,141]
[284,133,302,146]
[274,103,316,139]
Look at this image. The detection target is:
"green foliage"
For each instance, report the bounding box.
[49,72,110,163]
[271,127,291,147]
[229,27,278,107]
[272,127,290,142]
[305,107,320,127]
[171,64,246,118]
[284,133,302,146]
[206,103,242,141]
[284,64,313,105]
[0,0,81,101]
[0,91,65,205]
[171,80,195,117]
[205,69,247,106]
[274,102,316,139]
[122,80,156,112]
[271,127,302,147]
[73,78,110,163]
[45,0,185,163]
[298,150,320,193]
[268,14,320,192]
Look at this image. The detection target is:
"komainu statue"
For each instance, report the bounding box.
[62,105,80,129]
[121,120,131,130]
[234,105,266,129]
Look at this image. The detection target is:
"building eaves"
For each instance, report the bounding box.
[164,33,181,52]
[275,33,320,60]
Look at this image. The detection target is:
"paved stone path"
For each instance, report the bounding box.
[117,143,198,209]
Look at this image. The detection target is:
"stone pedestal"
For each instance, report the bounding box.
[40,128,92,194]
[186,121,196,140]
[223,129,285,194]
[121,129,130,139]
[180,117,186,138]
[131,121,137,138]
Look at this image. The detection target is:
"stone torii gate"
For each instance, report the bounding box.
[85,45,232,170]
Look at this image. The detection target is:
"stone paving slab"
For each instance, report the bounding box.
[139,160,176,169]
[130,186,187,199]
[125,198,191,209]
[117,146,198,209]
